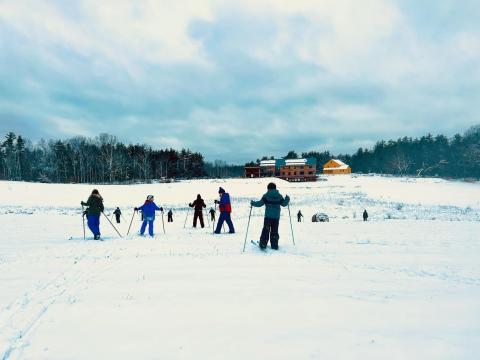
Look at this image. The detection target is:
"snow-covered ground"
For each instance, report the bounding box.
[1,175,479,359]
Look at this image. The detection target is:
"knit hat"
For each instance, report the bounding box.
[218,187,225,194]
[147,195,154,201]
[267,182,276,190]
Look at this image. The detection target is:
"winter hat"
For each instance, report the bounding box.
[267,182,276,190]
[147,195,154,201]
[218,187,225,194]
[92,189,99,195]
[197,194,201,199]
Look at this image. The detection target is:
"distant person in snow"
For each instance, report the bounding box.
[134,195,164,237]
[251,182,290,250]
[297,210,303,222]
[81,189,104,240]
[209,208,216,222]
[214,187,235,234]
[167,209,173,222]
[363,209,368,221]
[113,207,122,224]
[189,194,206,228]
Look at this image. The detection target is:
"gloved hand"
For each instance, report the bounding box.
[160,207,164,212]
[81,201,86,206]
[250,200,254,206]
[214,200,219,204]
[285,195,290,201]
[134,207,138,211]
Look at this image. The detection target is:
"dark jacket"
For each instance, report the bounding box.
[113,208,121,216]
[189,196,206,211]
[82,194,104,216]
[251,189,289,219]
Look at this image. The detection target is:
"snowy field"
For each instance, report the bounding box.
[1,175,480,360]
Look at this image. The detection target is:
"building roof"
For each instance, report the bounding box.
[283,158,316,166]
[323,159,350,169]
[259,160,276,167]
[333,159,348,167]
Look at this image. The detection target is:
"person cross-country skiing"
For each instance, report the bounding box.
[167,209,173,222]
[214,187,235,234]
[113,207,122,224]
[250,182,290,250]
[363,209,368,221]
[297,210,303,222]
[81,189,104,240]
[189,194,206,228]
[134,195,164,237]
[209,208,216,222]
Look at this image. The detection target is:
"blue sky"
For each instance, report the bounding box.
[1,0,479,163]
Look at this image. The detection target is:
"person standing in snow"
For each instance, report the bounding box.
[81,189,104,240]
[363,209,368,221]
[250,182,290,250]
[214,187,235,234]
[209,208,216,222]
[134,195,164,237]
[297,210,303,222]
[167,209,173,222]
[113,207,122,224]
[189,194,206,228]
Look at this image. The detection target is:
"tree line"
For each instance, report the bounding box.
[248,125,480,179]
[0,133,207,183]
[1,126,479,183]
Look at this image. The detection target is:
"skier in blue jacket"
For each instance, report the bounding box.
[134,195,164,237]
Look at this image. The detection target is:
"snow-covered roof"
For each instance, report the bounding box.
[333,159,348,167]
[259,160,276,167]
[285,159,307,165]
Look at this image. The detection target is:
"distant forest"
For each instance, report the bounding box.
[0,126,479,183]
[249,125,480,179]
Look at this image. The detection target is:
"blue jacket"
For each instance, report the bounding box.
[219,193,232,213]
[138,201,163,220]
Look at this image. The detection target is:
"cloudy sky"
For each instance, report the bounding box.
[0,0,479,163]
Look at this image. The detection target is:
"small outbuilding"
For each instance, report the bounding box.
[323,159,352,174]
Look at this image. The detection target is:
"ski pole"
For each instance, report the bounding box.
[102,211,123,238]
[287,203,295,246]
[242,205,253,252]
[161,211,166,235]
[82,205,86,240]
[127,209,136,236]
[183,207,190,229]
[212,203,217,234]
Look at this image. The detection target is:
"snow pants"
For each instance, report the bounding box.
[193,210,204,228]
[168,214,173,222]
[87,215,101,237]
[140,219,155,236]
[259,217,279,249]
[115,215,121,224]
[215,212,234,234]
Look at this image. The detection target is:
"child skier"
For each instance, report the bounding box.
[189,194,206,228]
[363,209,369,221]
[167,209,173,222]
[214,187,235,234]
[81,189,104,240]
[113,207,122,224]
[134,195,164,237]
[297,210,303,222]
[209,208,216,222]
[250,182,290,250]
